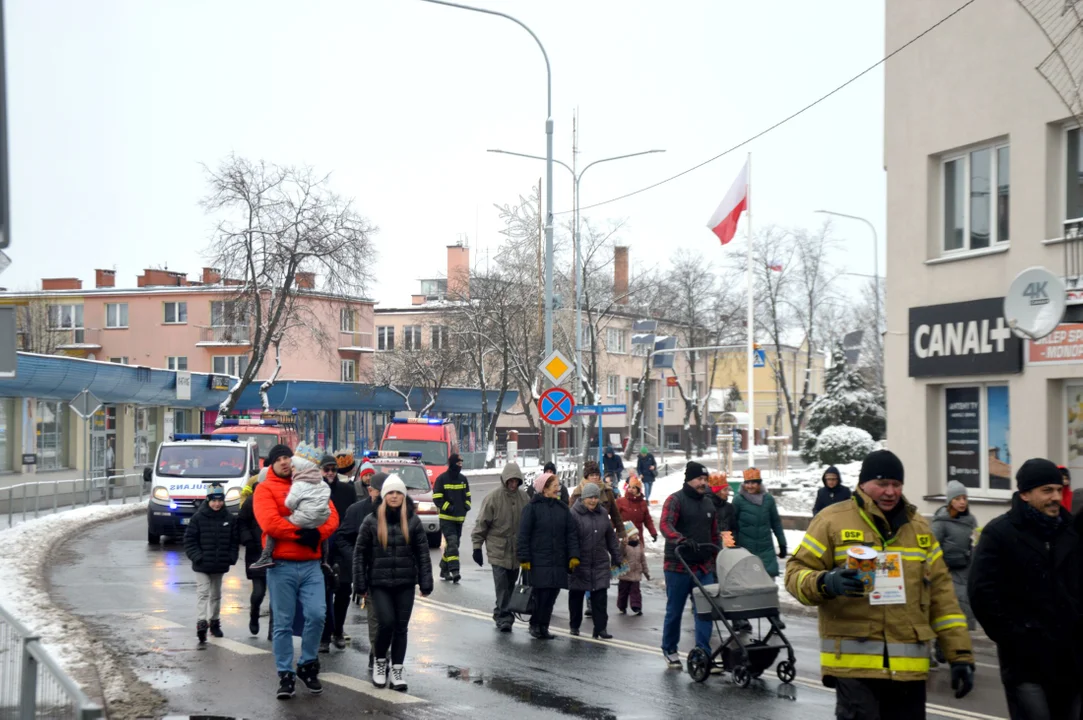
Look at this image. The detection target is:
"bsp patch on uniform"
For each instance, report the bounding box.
[916,534,931,548]
[840,529,864,543]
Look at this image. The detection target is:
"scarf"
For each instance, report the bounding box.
[739,487,765,506]
[1022,501,1063,539]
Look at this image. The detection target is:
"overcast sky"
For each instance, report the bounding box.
[5,0,888,307]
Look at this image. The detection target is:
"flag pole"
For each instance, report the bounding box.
[745,152,755,468]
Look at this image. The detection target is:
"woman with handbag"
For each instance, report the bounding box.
[517,472,581,640]
[352,476,433,692]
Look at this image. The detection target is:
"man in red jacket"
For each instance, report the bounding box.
[254,444,340,701]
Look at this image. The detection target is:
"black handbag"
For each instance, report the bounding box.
[507,571,535,616]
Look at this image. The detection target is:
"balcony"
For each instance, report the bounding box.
[54,327,101,350]
[196,325,251,347]
[338,331,374,353]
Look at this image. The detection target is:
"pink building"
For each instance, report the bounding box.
[3,267,375,384]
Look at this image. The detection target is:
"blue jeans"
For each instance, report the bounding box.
[643,480,654,502]
[267,560,326,673]
[661,569,715,654]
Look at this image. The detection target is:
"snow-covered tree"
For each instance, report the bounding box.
[801,343,886,462]
[810,425,875,465]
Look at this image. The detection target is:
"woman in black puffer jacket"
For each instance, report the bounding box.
[517,472,581,640]
[183,483,239,644]
[236,475,270,638]
[352,476,433,692]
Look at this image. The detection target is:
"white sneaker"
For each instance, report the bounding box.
[372,658,388,688]
[390,664,408,692]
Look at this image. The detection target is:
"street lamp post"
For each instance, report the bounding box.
[815,210,881,364]
[488,147,664,463]
[418,0,556,460]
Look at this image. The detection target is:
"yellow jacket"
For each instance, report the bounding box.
[785,489,973,681]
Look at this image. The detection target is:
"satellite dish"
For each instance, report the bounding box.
[1004,266,1066,340]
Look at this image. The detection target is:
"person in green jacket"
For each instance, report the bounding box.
[732,467,786,577]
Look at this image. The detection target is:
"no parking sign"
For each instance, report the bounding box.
[538,387,574,426]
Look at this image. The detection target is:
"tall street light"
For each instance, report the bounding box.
[815,210,882,365]
[489,147,664,460]
[418,0,556,459]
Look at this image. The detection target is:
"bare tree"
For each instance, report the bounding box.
[201,155,377,421]
[373,341,462,417]
[16,299,61,354]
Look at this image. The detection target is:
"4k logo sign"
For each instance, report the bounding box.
[1024,281,1050,306]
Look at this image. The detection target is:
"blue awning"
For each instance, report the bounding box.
[0,353,229,408]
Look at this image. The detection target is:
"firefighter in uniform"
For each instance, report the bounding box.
[785,450,975,719]
[432,453,471,583]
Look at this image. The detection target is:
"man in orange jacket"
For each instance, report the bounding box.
[254,444,340,701]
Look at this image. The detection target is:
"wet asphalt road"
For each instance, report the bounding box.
[49,473,1009,719]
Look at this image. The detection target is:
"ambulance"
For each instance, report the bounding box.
[146,434,260,544]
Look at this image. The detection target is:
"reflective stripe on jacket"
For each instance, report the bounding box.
[432,470,471,522]
[784,488,973,682]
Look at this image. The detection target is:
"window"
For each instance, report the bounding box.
[105,303,128,328]
[0,398,12,472]
[1067,127,1083,221]
[944,384,1011,493]
[607,374,620,399]
[431,325,449,350]
[341,359,356,382]
[340,308,356,333]
[419,279,447,297]
[377,326,395,351]
[210,300,245,327]
[666,383,677,410]
[606,327,627,354]
[403,325,423,351]
[108,357,129,365]
[35,400,68,471]
[942,143,1010,252]
[48,304,83,329]
[212,355,249,376]
[166,356,188,371]
[164,301,187,324]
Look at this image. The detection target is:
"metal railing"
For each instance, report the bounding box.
[0,602,103,719]
[52,328,101,349]
[2,471,146,527]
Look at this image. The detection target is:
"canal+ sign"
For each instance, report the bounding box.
[908,297,1022,378]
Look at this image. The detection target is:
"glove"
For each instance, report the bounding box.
[950,663,974,699]
[472,549,484,567]
[520,561,531,571]
[568,558,580,572]
[296,528,321,551]
[678,538,699,554]
[778,548,787,559]
[821,568,865,598]
[651,535,658,543]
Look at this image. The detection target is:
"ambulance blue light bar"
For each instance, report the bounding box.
[174,434,239,442]
[365,450,424,459]
[390,418,448,425]
[220,419,279,427]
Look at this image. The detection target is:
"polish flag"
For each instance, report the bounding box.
[706,160,749,245]
[768,261,782,272]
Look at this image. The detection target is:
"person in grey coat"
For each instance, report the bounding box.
[471,462,530,632]
[931,480,978,630]
[567,483,621,639]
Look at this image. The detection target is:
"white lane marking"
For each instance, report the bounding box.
[415,598,1008,720]
[322,672,424,704]
[206,637,271,655]
[119,613,185,629]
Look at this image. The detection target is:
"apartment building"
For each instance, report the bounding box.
[885,0,1083,521]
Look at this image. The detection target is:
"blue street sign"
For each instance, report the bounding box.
[658,400,664,419]
[754,348,766,368]
[574,404,627,416]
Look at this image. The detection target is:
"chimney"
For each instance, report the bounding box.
[614,246,629,304]
[94,269,115,289]
[295,271,316,290]
[138,269,186,287]
[202,267,221,285]
[447,244,469,299]
[42,278,83,291]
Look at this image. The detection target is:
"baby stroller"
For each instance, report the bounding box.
[677,543,797,687]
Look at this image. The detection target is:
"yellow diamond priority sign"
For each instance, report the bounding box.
[539,349,573,386]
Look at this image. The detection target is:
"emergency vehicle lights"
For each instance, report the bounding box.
[168,502,178,510]
[220,419,280,427]
[174,434,239,442]
[391,418,448,425]
[365,450,424,459]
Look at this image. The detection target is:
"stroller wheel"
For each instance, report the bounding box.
[687,647,711,683]
[777,661,796,684]
[732,665,752,688]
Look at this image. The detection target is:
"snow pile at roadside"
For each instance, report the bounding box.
[0,502,153,711]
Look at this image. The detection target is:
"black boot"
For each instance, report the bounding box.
[196,620,208,644]
[276,671,295,700]
[249,611,260,637]
[209,619,224,638]
[296,660,323,694]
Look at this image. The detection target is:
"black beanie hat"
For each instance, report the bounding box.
[1017,458,1062,493]
[369,471,389,492]
[685,461,709,483]
[266,444,293,467]
[859,450,904,485]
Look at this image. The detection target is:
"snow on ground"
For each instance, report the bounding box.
[774,461,862,516]
[0,501,153,711]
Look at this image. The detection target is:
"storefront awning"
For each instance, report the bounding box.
[232,381,517,414]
